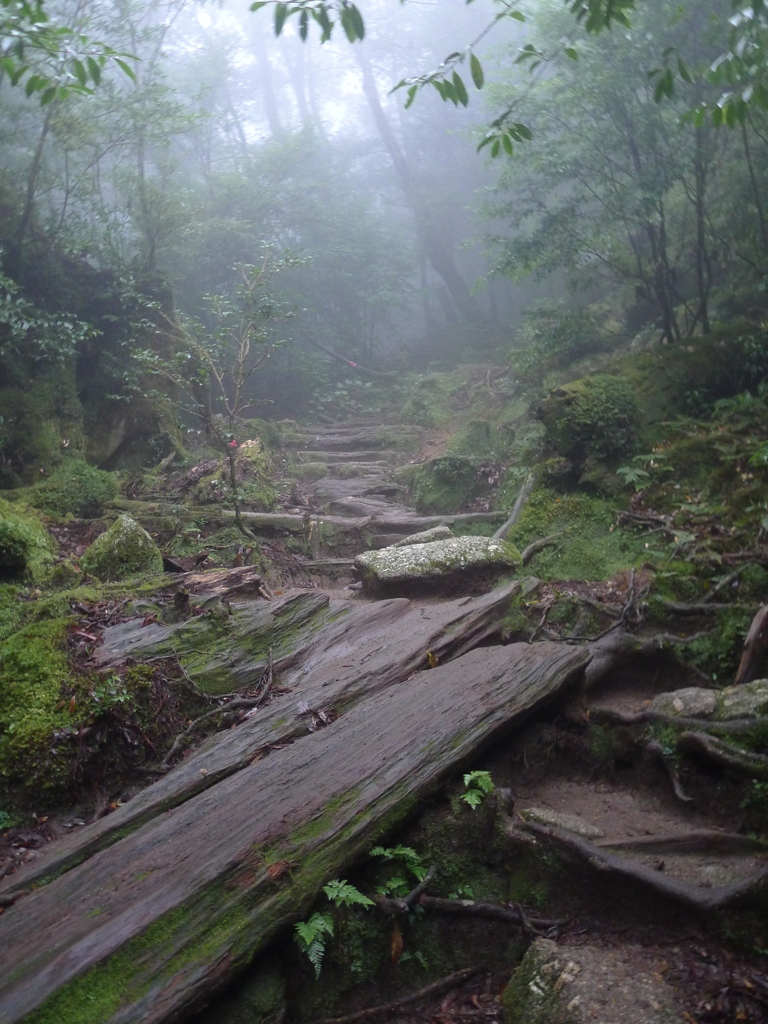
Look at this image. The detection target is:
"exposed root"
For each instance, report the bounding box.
[645,739,694,803]
[591,707,768,736]
[417,895,564,933]
[594,830,764,854]
[512,820,768,912]
[314,967,482,1024]
[677,730,768,780]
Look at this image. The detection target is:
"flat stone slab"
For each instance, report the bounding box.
[354,536,521,595]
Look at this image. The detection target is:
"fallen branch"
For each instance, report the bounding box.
[677,731,768,780]
[513,820,768,912]
[314,967,482,1024]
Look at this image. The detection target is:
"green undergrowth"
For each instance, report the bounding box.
[506,488,645,581]
[30,459,119,518]
[0,496,55,581]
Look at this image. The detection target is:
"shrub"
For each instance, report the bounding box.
[537,374,640,465]
[32,460,118,518]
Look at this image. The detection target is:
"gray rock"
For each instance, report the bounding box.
[354,535,521,595]
[716,678,768,719]
[650,687,718,718]
[502,938,678,1024]
[389,525,453,547]
[81,514,163,581]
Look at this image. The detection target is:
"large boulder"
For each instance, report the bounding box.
[81,514,163,581]
[502,937,678,1024]
[354,535,521,596]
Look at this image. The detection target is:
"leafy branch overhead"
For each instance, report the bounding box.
[248,0,768,154]
[0,0,136,104]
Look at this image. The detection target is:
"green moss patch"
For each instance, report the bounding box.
[32,460,119,518]
[0,497,54,580]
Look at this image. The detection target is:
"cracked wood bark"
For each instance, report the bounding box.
[0,607,588,1024]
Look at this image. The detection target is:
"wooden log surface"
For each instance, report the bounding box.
[0,591,589,1024]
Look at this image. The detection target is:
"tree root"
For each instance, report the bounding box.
[314,966,482,1024]
[494,473,535,541]
[512,820,768,912]
[645,739,694,803]
[520,531,566,566]
[591,706,768,736]
[417,895,564,934]
[594,830,764,854]
[585,628,706,688]
[677,731,768,780]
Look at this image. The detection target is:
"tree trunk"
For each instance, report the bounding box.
[356,54,482,323]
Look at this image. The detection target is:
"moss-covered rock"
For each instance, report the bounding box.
[81,515,163,581]
[537,374,640,467]
[0,498,54,580]
[354,536,521,595]
[31,459,119,518]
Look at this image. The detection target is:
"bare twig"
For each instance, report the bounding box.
[313,967,482,1024]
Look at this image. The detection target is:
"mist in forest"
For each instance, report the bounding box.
[2,0,768,424]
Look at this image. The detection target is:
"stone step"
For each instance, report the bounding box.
[298,450,402,464]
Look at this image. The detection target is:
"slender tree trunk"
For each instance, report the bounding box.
[692,126,712,334]
[356,53,482,323]
[285,40,312,126]
[7,111,53,280]
[252,27,284,138]
[742,119,768,266]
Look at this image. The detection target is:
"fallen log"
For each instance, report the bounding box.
[0,638,589,1024]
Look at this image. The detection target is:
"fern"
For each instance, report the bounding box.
[294,912,334,978]
[322,878,374,908]
[461,770,494,809]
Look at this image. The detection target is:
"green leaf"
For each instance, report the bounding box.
[490,138,501,158]
[71,58,87,86]
[322,879,374,908]
[452,71,468,106]
[349,4,365,40]
[677,57,692,83]
[299,9,308,40]
[274,4,289,36]
[249,1,268,8]
[86,55,101,85]
[469,52,484,89]
[501,132,514,155]
[40,85,57,105]
[461,790,483,809]
[564,46,579,61]
[404,83,418,109]
[508,9,526,20]
[113,57,136,81]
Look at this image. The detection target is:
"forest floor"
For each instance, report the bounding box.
[3,409,768,1024]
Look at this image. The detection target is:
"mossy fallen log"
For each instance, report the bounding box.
[0,604,588,1024]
